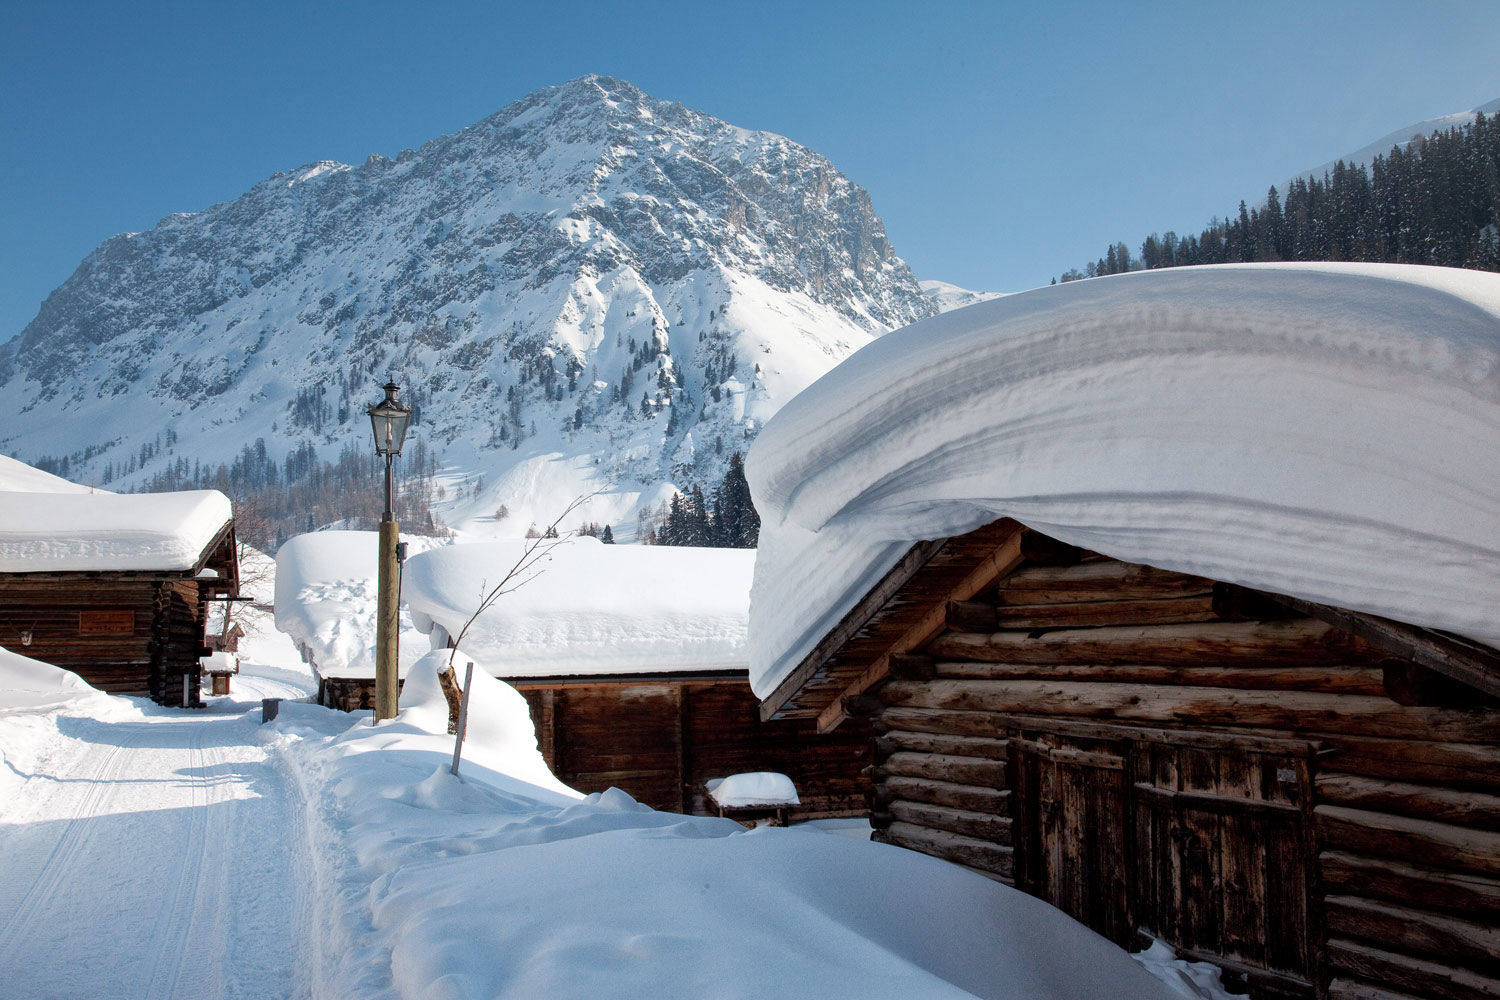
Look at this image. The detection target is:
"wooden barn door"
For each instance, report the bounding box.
[1132,741,1317,998]
[1009,735,1134,946]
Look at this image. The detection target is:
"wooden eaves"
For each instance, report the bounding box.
[760,519,1032,732]
[760,516,1500,732]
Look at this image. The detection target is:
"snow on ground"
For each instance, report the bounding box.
[0,650,312,1000]
[746,262,1500,695]
[402,536,754,676]
[0,562,1213,1000]
[267,651,1184,1000]
[0,488,233,572]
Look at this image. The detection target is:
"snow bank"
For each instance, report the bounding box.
[0,489,231,572]
[273,530,444,678]
[747,263,1500,696]
[273,692,1176,1000]
[402,536,754,676]
[0,645,107,714]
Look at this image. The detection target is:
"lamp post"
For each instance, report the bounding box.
[368,380,411,721]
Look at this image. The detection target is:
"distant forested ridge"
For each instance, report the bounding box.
[1057,112,1500,282]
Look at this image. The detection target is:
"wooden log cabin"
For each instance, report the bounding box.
[741,265,1500,998]
[276,531,870,820]
[0,487,239,707]
[758,517,1500,1000]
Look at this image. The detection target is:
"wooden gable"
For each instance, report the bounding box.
[761,517,1500,1000]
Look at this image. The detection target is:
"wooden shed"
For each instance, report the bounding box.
[759,517,1500,1000]
[278,531,871,820]
[0,489,239,707]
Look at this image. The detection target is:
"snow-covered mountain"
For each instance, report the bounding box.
[1291,96,1500,185]
[0,75,934,536]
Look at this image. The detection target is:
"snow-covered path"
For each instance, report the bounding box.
[0,706,310,1000]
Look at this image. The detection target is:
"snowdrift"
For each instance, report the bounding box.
[746,263,1500,696]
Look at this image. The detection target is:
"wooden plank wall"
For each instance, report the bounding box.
[863,553,1500,1000]
[519,679,872,821]
[0,577,208,706]
[319,673,872,822]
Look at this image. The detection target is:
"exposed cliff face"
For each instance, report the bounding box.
[0,75,934,534]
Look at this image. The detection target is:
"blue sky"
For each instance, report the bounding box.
[3,0,1498,339]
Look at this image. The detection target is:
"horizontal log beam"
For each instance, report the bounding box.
[998,560,1212,602]
[885,821,1014,879]
[1317,773,1500,831]
[877,774,1008,814]
[887,799,1012,842]
[927,619,1382,667]
[1326,937,1500,1000]
[989,594,1218,629]
[878,751,1007,789]
[876,729,1009,761]
[1324,894,1500,968]
[1319,850,1500,918]
[1320,737,1500,795]
[934,661,1387,695]
[880,679,1500,742]
[1317,805,1500,878]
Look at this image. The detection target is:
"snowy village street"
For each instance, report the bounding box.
[0,673,312,1000]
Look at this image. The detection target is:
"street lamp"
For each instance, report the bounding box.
[367,380,411,721]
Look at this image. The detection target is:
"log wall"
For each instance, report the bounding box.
[0,576,208,706]
[861,553,1500,1000]
[318,672,870,821]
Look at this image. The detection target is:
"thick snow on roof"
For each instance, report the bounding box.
[273,530,444,679]
[0,489,232,573]
[0,454,102,493]
[747,263,1500,697]
[402,536,754,677]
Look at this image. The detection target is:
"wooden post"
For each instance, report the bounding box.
[374,518,400,721]
[450,662,474,776]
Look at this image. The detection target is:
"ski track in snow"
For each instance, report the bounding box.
[0,709,310,1000]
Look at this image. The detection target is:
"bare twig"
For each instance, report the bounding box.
[445,493,596,668]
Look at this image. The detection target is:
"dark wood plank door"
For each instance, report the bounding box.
[1010,735,1135,946]
[1133,742,1316,996]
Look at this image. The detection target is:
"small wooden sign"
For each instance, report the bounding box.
[79,610,136,635]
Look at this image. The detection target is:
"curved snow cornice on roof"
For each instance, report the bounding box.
[0,489,232,573]
[746,263,1500,697]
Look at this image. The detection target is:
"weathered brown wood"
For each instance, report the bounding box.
[1317,773,1500,830]
[1327,978,1433,1000]
[1383,660,1495,708]
[437,664,463,734]
[1270,594,1500,700]
[878,751,1007,789]
[758,536,951,721]
[934,660,1388,695]
[1320,736,1500,795]
[885,821,1014,879]
[927,619,1383,667]
[880,679,1500,742]
[1324,894,1500,968]
[1167,944,1317,998]
[877,774,1008,813]
[887,654,935,682]
[1016,531,1084,567]
[945,600,996,633]
[1317,805,1500,878]
[1134,782,1302,815]
[990,594,1219,629]
[878,706,1008,740]
[1326,938,1500,1000]
[1319,851,1500,918]
[815,526,1028,733]
[887,799,1012,841]
[997,560,1212,603]
[876,729,1008,761]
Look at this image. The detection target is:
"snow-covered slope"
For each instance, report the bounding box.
[1292,96,1500,183]
[920,279,1006,312]
[746,263,1500,696]
[0,75,933,535]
